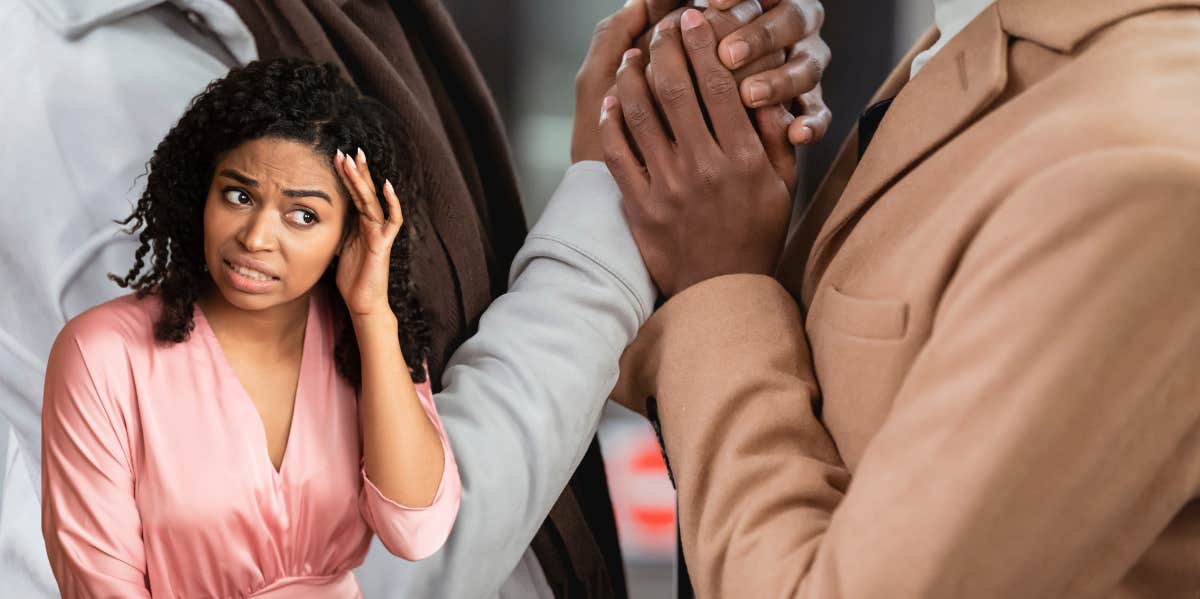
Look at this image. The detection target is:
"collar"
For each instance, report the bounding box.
[1000,0,1200,51]
[911,0,997,78]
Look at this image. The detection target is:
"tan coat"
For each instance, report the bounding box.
[613,1,1200,597]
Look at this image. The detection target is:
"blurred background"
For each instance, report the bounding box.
[0,0,936,597]
[437,0,934,595]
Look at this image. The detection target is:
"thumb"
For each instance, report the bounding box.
[756,104,799,194]
[583,0,649,77]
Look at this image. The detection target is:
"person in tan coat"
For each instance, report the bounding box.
[598,0,1200,596]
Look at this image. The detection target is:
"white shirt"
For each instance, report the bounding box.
[0,1,653,597]
[910,0,998,78]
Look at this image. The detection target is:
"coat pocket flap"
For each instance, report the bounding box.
[819,286,909,340]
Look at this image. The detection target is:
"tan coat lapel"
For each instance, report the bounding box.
[778,27,939,305]
[800,5,1009,302]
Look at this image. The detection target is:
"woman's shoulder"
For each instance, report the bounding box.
[55,293,161,359]
[44,294,162,418]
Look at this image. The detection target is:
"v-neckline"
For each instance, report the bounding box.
[194,294,317,480]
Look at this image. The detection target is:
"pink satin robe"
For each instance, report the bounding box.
[41,291,461,598]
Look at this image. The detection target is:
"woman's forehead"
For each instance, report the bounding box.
[218,138,338,190]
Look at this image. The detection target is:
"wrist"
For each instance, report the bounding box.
[351,309,399,336]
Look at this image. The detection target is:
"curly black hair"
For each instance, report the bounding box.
[111,58,431,385]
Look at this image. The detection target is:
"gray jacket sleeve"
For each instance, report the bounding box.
[397,161,655,597]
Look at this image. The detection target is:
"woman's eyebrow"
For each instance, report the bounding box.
[283,188,332,203]
[219,169,331,204]
[219,169,258,187]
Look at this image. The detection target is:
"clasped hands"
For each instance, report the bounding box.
[574,0,828,298]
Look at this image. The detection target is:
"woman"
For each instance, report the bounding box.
[40,58,460,598]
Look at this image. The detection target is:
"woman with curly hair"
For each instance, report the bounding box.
[40,58,461,597]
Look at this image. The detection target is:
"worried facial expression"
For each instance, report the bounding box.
[203,137,349,312]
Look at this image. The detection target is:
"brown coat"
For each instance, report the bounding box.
[222,1,624,596]
[614,1,1200,597]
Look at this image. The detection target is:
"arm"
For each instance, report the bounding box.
[334,150,462,560]
[617,148,1200,598]
[41,326,151,598]
[398,160,655,596]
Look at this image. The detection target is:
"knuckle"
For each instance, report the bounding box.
[702,71,738,100]
[809,54,826,80]
[602,146,627,167]
[730,145,762,169]
[593,16,616,37]
[649,29,676,52]
[690,160,722,188]
[657,80,693,107]
[624,102,654,129]
[705,9,737,36]
[811,2,826,29]
[662,170,689,196]
[782,0,808,31]
[749,24,774,52]
[683,31,715,52]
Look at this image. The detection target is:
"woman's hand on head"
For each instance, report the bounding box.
[600,9,797,298]
[333,148,404,319]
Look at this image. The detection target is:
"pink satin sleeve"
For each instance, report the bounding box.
[41,326,152,598]
[357,377,462,561]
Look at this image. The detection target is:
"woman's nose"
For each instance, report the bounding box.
[237,210,278,252]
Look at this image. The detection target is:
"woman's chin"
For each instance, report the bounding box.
[210,280,292,313]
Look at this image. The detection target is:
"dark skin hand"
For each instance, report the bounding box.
[600,9,797,298]
[573,0,830,163]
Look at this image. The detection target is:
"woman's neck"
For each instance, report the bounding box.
[197,288,311,360]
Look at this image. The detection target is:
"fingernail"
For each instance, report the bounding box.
[356,147,366,163]
[346,155,357,169]
[622,48,641,64]
[600,96,615,123]
[656,18,676,34]
[796,125,814,145]
[747,80,771,104]
[681,9,704,31]
[335,149,344,162]
[725,40,750,67]
[385,179,394,194]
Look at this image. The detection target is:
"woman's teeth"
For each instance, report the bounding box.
[227,261,274,281]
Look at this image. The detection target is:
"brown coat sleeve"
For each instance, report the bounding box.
[612,148,1200,598]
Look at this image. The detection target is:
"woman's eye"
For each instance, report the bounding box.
[285,209,318,227]
[222,189,252,206]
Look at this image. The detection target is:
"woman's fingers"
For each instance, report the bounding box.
[791,84,831,145]
[756,104,799,193]
[718,0,821,71]
[739,35,829,109]
[599,95,650,199]
[679,9,758,151]
[340,148,385,224]
[647,19,717,153]
[709,0,783,10]
[335,150,370,218]
[382,179,404,232]
[616,48,673,173]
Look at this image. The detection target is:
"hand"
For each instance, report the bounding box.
[710,0,831,145]
[333,148,405,318]
[600,9,797,297]
[572,0,649,163]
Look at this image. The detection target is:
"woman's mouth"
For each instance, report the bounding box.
[222,259,281,293]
